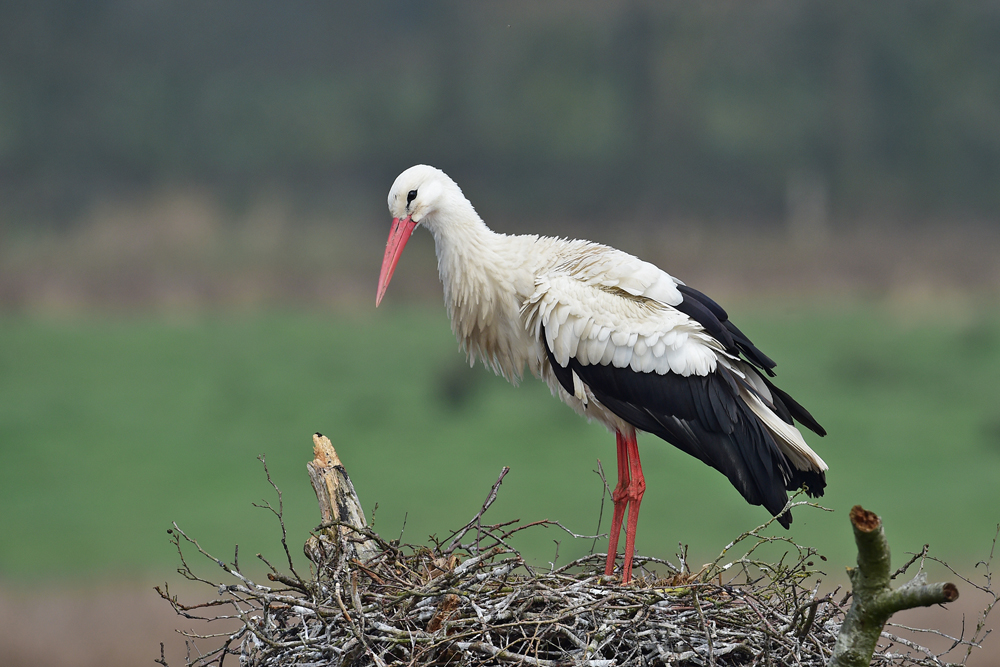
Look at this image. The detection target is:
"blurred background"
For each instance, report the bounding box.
[1,2,999,665]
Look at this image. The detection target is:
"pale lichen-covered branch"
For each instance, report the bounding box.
[829,505,959,667]
[304,432,381,566]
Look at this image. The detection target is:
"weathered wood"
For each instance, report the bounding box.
[829,505,959,667]
[304,433,381,567]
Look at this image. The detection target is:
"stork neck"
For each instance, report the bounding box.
[428,210,507,312]
[425,204,531,381]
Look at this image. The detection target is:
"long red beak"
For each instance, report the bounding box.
[376,215,418,306]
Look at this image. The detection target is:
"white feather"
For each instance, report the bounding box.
[742,387,829,472]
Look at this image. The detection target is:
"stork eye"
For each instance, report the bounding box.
[406,189,418,206]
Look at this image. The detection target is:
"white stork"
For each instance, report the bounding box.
[376,165,828,583]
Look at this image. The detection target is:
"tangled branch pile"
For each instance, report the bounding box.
[156,455,995,666]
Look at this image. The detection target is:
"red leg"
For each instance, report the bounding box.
[620,431,645,583]
[604,431,631,576]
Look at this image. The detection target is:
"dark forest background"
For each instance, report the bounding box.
[3,1,999,231]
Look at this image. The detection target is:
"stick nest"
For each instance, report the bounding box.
[156,461,994,667]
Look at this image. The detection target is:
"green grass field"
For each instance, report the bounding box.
[2,303,999,583]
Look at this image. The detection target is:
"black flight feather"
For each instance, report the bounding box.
[760,375,827,437]
[676,285,777,375]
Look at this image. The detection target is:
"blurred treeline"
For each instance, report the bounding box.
[2,1,999,230]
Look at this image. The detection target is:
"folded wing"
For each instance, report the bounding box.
[523,255,827,526]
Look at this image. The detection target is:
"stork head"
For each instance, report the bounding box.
[377,165,461,306]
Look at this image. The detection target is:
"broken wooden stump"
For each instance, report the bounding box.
[304,432,381,569]
[829,505,960,667]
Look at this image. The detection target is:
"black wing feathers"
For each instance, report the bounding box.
[672,286,735,350]
[541,300,826,528]
[676,285,777,375]
[547,347,577,397]
[761,376,827,437]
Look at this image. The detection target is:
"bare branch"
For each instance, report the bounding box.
[444,466,510,554]
[830,506,960,667]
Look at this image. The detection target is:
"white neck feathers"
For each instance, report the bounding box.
[423,203,529,382]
